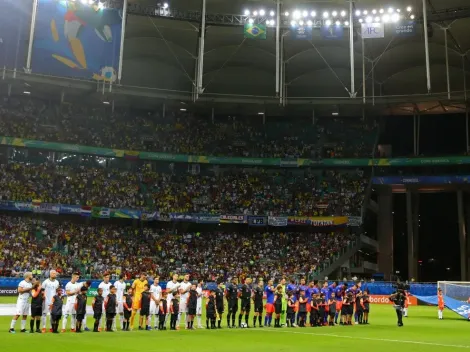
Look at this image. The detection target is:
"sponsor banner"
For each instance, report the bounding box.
[248,216,267,226]
[268,216,288,227]
[370,295,418,305]
[361,23,385,38]
[287,216,310,226]
[158,212,171,222]
[373,176,470,185]
[194,214,220,224]
[59,204,81,215]
[32,0,122,82]
[141,211,158,221]
[280,159,299,167]
[0,201,33,212]
[81,206,92,217]
[244,24,267,39]
[395,21,416,37]
[220,215,246,224]
[170,213,194,222]
[86,287,98,297]
[38,203,61,215]
[287,216,348,226]
[321,25,344,40]
[111,209,141,219]
[0,287,18,296]
[0,0,29,70]
[348,216,363,226]
[92,207,111,218]
[291,26,313,40]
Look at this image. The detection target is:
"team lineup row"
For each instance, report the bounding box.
[8,271,376,333]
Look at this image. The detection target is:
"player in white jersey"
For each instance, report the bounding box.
[98,273,112,329]
[41,270,59,332]
[178,274,192,328]
[149,277,162,329]
[165,274,180,328]
[196,280,204,328]
[9,272,33,333]
[62,273,88,332]
[114,275,127,330]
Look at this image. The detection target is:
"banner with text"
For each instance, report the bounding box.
[220,215,246,224]
[268,216,288,227]
[287,216,348,227]
[394,21,416,37]
[248,216,267,226]
[321,25,344,40]
[291,26,313,40]
[361,23,385,38]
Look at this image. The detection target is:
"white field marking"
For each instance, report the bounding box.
[254,328,470,349]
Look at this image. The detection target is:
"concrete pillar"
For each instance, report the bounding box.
[457,190,468,280]
[406,190,419,281]
[377,187,393,280]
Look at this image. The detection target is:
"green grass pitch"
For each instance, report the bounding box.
[0,297,469,352]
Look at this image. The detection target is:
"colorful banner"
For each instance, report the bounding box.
[220,215,246,224]
[170,213,194,222]
[394,21,416,37]
[370,295,418,305]
[194,214,220,224]
[0,201,32,212]
[361,23,385,38]
[287,216,348,227]
[244,24,267,39]
[0,0,29,69]
[321,25,344,40]
[111,209,141,219]
[81,205,92,217]
[59,204,81,215]
[268,216,288,227]
[248,216,267,226]
[38,203,60,215]
[372,176,470,185]
[92,207,110,218]
[32,0,122,82]
[4,136,470,167]
[291,26,313,40]
[141,211,159,221]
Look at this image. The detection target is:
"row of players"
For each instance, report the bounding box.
[8,271,372,333]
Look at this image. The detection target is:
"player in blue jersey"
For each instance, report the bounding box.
[287,279,297,294]
[335,283,347,324]
[320,281,330,324]
[264,280,275,327]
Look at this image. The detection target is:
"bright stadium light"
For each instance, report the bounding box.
[303,10,308,17]
[365,16,372,23]
[290,20,296,26]
[355,10,361,16]
[359,18,363,23]
[410,14,415,19]
[407,6,412,12]
[244,9,250,15]
[163,2,168,9]
[397,9,401,13]
[382,14,390,22]
[98,1,104,9]
[307,20,313,26]
[391,13,400,22]
[325,19,332,25]
[363,10,368,15]
[88,0,94,4]
[284,11,289,16]
[271,20,276,25]
[180,108,187,112]
[323,11,329,18]
[344,21,349,26]
[379,8,384,14]
[299,20,304,25]
[293,10,301,19]
[388,7,394,13]
[259,9,265,16]
[270,10,275,16]
[335,20,340,26]
[249,18,255,24]
[332,11,337,17]
[80,0,87,5]
[374,16,380,22]
[253,10,258,16]
[340,10,346,17]
[23,91,31,95]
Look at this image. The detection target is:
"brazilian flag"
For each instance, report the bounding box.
[244,24,267,39]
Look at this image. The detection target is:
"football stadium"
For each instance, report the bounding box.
[1,0,470,351]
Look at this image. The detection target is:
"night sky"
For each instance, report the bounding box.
[379,114,467,281]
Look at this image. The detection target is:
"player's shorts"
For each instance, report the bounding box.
[274,304,282,315]
[179,301,188,313]
[150,301,159,315]
[15,300,30,316]
[93,313,102,320]
[76,314,85,321]
[124,310,131,320]
[228,300,238,314]
[106,313,116,320]
[336,301,343,311]
[140,308,150,316]
[63,301,76,315]
[51,314,62,322]
[216,304,224,314]
[364,305,370,313]
[329,309,336,317]
[341,305,348,315]
[254,302,263,313]
[31,305,43,317]
[188,306,197,316]
[265,303,274,314]
[132,297,141,310]
[196,303,202,315]
[348,305,354,315]
[117,301,124,314]
[240,300,251,312]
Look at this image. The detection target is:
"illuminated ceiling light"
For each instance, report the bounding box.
[290,20,297,26]
[248,18,254,24]
[365,16,372,23]
[323,11,329,18]
[391,13,400,22]
[80,0,87,5]
[397,9,401,13]
[253,10,258,16]
[340,10,346,17]
[374,16,380,22]
[335,20,340,26]
[355,10,361,16]
[270,10,275,16]
[359,18,363,23]
[382,14,390,22]
[388,8,394,13]
[372,9,377,14]
[407,6,412,12]
[163,3,168,9]
[244,9,250,16]
[293,10,301,19]
[311,11,316,17]
[303,10,308,17]
[410,14,415,19]
[299,20,304,25]
[344,21,349,26]
[332,11,338,17]
[103,101,110,105]
[271,20,276,25]
[180,108,186,112]
[88,0,94,4]
[307,20,313,26]
[363,10,368,15]
[379,9,384,14]
[23,91,31,95]
[284,11,289,16]
[98,1,104,9]
[325,19,332,26]
[259,9,265,16]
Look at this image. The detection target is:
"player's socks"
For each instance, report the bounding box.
[268,315,273,326]
[206,319,210,329]
[226,314,231,327]
[264,315,268,326]
[238,314,243,327]
[334,312,339,324]
[218,319,221,328]
[36,320,40,331]
[253,316,257,327]
[232,316,236,327]
[245,315,249,326]
[21,319,26,331]
[10,319,17,330]
[30,320,34,332]
[258,316,262,327]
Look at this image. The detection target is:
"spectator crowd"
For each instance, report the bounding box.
[0,215,355,281]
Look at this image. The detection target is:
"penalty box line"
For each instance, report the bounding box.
[253,328,470,349]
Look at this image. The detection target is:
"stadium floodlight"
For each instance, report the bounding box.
[335,20,340,26]
[284,11,289,16]
[270,19,276,25]
[293,10,301,19]
[311,11,316,17]
[374,16,380,22]
[23,91,31,95]
[344,21,349,26]
[290,20,296,26]
[323,11,329,18]
[382,14,390,22]
[259,9,265,16]
[332,11,337,17]
[379,8,384,14]
[244,9,250,16]
[363,10,368,15]
[388,7,394,13]
[410,14,415,19]
[372,9,377,14]
[299,20,304,25]
[163,2,168,9]
[365,16,372,23]
[270,10,275,16]
[248,18,254,24]
[103,101,110,105]
[253,10,258,16]
[303,10,308,17]
[340,10,346,17]
[358,18,363,23]
[407,6,412,12]
[397,9,401,13]
[258,112,264,115]
[391,13,400,22]
[180,108,187,112]
[355,10,361,16]
[307,20,313,26]
[325,19,332,26]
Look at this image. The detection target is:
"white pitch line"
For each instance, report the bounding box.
[253,328,470,349]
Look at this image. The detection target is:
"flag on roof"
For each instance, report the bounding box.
[244,24,267,39]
